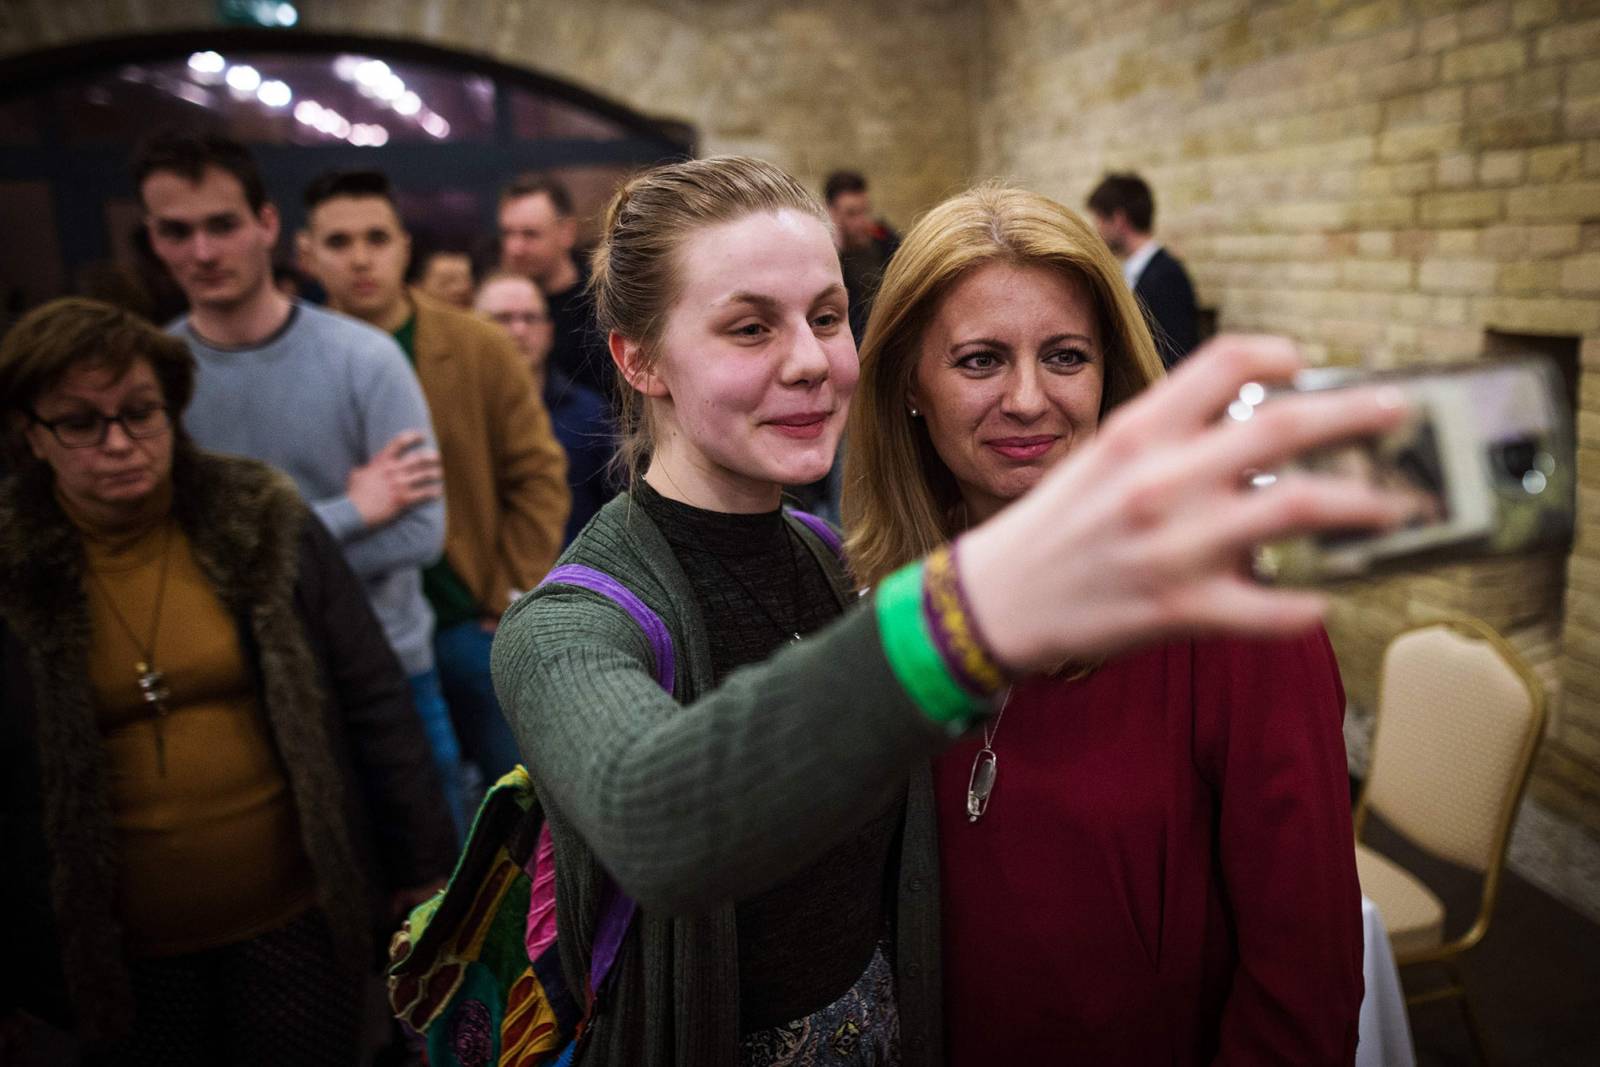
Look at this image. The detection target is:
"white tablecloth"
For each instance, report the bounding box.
[1357,896,1416,1067]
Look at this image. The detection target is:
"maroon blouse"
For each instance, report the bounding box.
[936,629,1364,1065]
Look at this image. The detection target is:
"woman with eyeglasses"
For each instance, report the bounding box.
[0,297,457,1065]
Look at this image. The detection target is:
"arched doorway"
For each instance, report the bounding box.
[0,28,696,315]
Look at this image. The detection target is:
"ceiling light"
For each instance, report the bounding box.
[225,65,262,93]
[354,60,391,88]
[394,91,421,116]
[294,100,322,125]
[257,80,292,108]
[421,113,450,138]
[187,51,226,74]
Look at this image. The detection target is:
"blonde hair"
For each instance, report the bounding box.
[588,156,830,486]
[842,185,1166,588]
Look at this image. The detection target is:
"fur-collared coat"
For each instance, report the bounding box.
[0,447,458,1046]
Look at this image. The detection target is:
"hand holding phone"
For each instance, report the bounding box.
[1249,357,1573,583]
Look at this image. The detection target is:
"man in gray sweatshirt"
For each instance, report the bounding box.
[135,128,467,836]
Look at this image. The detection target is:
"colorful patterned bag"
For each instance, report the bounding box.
[387,564,669,1066]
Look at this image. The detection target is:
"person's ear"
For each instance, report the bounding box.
[611,332,668,398]
[557,215,579,253]
[294,230,315,274]
[19,416,49,462]
[905,389,922,419]
[259,202,281,247]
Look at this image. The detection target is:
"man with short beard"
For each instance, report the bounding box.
[1088,172,1200,369]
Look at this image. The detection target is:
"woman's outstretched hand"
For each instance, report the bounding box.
[959,335,1411,671]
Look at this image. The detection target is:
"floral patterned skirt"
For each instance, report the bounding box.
[739,942,900,1067]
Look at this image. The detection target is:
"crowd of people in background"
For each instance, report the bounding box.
[2,115,1383,1067]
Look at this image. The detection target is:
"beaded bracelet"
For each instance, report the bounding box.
[922,542,1009,697]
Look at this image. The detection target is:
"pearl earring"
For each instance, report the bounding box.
[909,406,920,417]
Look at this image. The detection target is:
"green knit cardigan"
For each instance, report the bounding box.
[491,493,949,1066]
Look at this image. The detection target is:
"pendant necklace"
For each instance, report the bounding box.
[966,687,1013,823]
[709,521,807,644]
[87,520,176,774]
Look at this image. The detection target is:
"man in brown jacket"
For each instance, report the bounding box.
[299,168,570,788]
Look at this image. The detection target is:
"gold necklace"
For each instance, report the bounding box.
[86,520,176,774]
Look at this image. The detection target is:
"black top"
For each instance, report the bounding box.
[634,481,902,1033]
[838,227,900,344]
[544,370,617,547]
[1135,246,1200,369]
[545,260,616,405]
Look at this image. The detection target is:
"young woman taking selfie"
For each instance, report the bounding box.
[491,157,1406,1067]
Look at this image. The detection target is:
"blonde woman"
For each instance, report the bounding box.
[843,187,1365,1064]
[490,159,1403,1067]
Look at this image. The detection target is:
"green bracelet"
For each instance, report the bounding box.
[875,561,980,727]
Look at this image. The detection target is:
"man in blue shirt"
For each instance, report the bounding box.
[135,128,467,836]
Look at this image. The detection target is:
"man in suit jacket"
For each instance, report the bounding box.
[1088,173,1199,369]
[299,168,570,794]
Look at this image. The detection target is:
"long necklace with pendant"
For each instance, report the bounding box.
[709,521,807,644]
[87,521,176,774]
[966,687,1013,822]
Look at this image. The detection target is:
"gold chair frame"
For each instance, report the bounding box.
[1353,614,1547,1063]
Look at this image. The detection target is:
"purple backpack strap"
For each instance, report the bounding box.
[786,509,844,560]
[539,563,676,693]
[587,880,634,992]
[535,562,678,994]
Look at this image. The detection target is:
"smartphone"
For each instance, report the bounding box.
[1250,357,1574,584]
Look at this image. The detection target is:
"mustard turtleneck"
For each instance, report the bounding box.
[66,479,318,957]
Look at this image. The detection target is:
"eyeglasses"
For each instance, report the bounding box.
[488,311,551,328]
[30,404,171,448]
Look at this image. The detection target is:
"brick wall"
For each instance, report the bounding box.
[979,0,1600,833]
[0,0,980,232]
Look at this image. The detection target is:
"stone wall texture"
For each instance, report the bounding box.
[4,0,1598,841]
[979,0,1600,839]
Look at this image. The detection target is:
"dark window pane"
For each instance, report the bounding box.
[0,96,43,145]
[509,90,629,141]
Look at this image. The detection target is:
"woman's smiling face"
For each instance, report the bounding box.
[910,260,1104,525]
[641,208,857,511]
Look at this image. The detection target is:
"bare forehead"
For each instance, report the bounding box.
[309,195,404,233]
[142,166,253,219]
[38,358,160,406]
[499,192,559,227]
[477,275,544,311]
[674,209,838,298]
